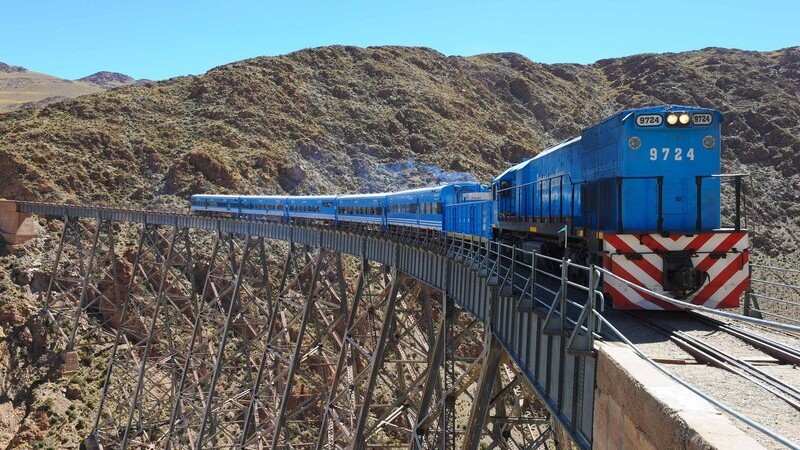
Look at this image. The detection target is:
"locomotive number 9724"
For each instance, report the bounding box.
[649,147,695,161]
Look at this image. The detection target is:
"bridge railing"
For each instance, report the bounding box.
[444,234,604,354]
[745,263,800,326]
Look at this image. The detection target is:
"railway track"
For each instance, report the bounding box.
[686,311,800,367]
[624,311,800,413]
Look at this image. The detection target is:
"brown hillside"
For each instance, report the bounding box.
[0,45,798,258]
[0,67,104,112]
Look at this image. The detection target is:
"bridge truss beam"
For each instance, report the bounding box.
[37,215,566,449]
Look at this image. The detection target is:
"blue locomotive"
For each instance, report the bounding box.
[190,105,749,310]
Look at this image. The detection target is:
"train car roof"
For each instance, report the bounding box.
[386,182,481,197]
[491,135,576,182]
[493,137,579,182]
[285,195,338,201]
[493,159,531,182]
[533,136,581,160]
[191,194,240,199]
[337,192,388,200]
[238,195,288,200]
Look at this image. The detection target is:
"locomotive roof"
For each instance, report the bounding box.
[597,105,724,129]
[493,136,580,181]
[491,105,723,183]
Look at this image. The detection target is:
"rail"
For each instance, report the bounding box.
[595,312,799,450]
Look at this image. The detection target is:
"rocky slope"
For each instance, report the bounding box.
[0,45,798,256]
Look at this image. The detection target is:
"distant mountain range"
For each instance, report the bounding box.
[0,63,150,112]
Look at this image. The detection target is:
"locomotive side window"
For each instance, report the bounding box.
[499,181,512,198]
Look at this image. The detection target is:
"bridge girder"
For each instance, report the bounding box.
[39,217,559,449]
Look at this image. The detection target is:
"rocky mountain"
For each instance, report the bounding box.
[0,64,148,112]
[0,63,104,112]
[0,45,798,257]
[78,71,152,89]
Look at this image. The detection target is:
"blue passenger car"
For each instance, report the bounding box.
[190,194,241,215]
[285,196,337,221]
[336,193,387,227]
[238,195,288,220]
[387,183,484,232]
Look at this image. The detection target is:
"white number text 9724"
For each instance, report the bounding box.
[649,147,694,161]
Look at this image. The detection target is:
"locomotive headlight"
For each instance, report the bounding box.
[703,135,716,149]
[679,113,690,125]
[666,113,678,125]
[628,136,641,150]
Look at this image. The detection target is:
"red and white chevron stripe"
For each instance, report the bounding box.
[602,232,750,310]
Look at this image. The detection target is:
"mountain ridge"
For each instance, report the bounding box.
[0,64,148,112]
[0,45,798,259]
[78,71,153,89]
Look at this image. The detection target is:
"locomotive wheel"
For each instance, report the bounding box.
[538,241,563,274]
[567,245,590,285]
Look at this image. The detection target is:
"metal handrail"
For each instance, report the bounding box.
[598,267,800,333]
[752,264,800,274]
[744,262,800,322]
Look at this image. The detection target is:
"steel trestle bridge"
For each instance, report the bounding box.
[10,201,685,449]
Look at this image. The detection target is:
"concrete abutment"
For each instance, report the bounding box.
[593,342,764,449]
[0,200,35,247]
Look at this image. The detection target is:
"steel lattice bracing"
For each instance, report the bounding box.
[26,202,600,449]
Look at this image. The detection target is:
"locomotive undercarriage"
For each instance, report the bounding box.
[494,218,749,310]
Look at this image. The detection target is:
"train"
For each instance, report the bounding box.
[190,105,750,310]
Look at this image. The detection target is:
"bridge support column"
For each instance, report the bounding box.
[461,332,502,450]
[271,248,326,449]
[350,268,401,450]
[314,257,367,450]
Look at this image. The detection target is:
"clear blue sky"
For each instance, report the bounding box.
[2,1,798,80]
